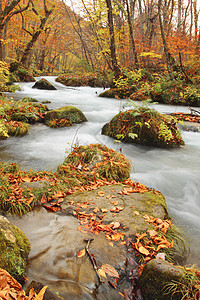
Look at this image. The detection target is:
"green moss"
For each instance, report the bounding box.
[44,106,87,124]
[0,219,30,282]
[139,259,186,300]
[140,260,200,300]
[21,96,39,103]
[143,191,167,213]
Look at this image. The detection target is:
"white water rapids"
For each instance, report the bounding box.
[1,77,200,266]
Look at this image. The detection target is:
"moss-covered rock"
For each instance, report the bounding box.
[56,74,110,88]
[44,106,87,125]
[102,107,184,148]
[21,96,39,103]
[139,259,200,300]
[32,78,56,90]
[99,86,137,99]
[9,62,35,82]
[0,216,30,282]
[6,121,30,137]
[58,144,131,182]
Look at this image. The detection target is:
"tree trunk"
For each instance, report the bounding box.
[20,0,54,66]
[105,0,121,79]
[158,0,174,80]
[125,0,139,69]
[177,0,182,33]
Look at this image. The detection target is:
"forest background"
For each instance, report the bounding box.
[0,0,199,80]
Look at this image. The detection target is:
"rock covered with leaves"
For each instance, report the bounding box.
[32,78,57,90]
[58,143,131,182]
[0,216,30,282]
[102,105,184,148]
[44,106,87,127]
[0,97,49,139]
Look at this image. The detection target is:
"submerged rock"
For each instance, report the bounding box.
[32,78,57,90]
[0,215,30,282]
[44,106,87,125]
[102,107,184,148]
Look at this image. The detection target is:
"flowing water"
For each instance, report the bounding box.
[1,77,200,292]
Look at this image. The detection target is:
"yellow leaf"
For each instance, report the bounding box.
[34,286,48,300]
[138,246,150,256]
[97,268,107,279]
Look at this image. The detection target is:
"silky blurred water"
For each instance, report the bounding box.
[2,77,200,266]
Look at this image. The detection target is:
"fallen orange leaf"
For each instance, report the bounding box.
[77,248,86,258]
[98,191,105,197]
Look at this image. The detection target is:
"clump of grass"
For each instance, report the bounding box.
[6,121,30,136]
[164,265,200,300]
[58,143,131,182]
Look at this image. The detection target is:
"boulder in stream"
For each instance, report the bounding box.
[0,215,30,282]
[139,258,200,300]
[32,78,57,90]
[102,106,184,148]
[44,105,87,126]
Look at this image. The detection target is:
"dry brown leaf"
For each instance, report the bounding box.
[110,221,120,229]
[22,177,32,182]
[147,229,157,238]
[110,206,124,213]
[133,211,139,215]
[40,193,47,204]
[101,208,109,213]
[101,264,119,278]
[93,207,100,213]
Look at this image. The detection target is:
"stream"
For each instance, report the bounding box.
[1,77,200,296]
